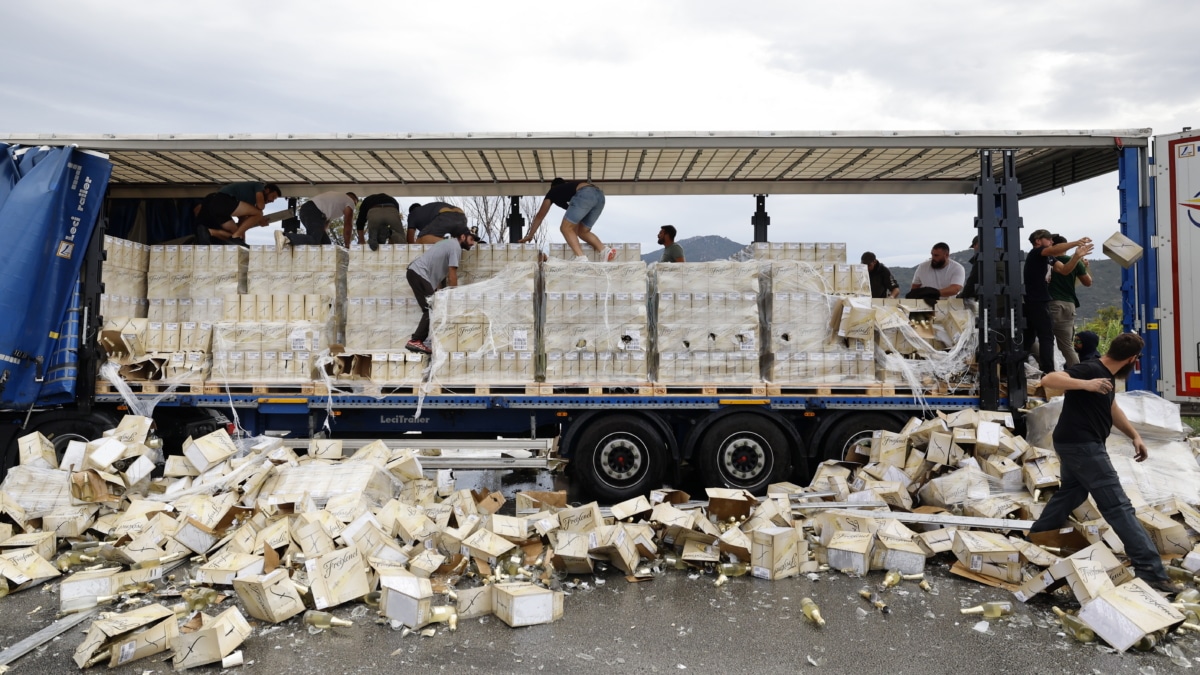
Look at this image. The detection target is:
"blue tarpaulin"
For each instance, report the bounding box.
[0,144,111,408]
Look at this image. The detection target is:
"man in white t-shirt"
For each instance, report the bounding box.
[281,191,359,246]
[910,242,966,298]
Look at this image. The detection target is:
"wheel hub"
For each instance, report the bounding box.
[598,437,642,480]
[723,436,766,480]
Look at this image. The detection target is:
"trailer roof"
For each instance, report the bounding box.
[0,130,1150,199]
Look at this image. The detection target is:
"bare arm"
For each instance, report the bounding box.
[519,199,553,243]
[1041,370,1113,393]
[447,266,458,287]
[890,287,900,298]
[1111,400,1148,461]
[939,284,962,297]
[254,191,266,211]
[1042,238,1091,257]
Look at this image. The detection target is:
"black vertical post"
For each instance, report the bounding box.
[77,210,108,413]
[752,194,770,242]
[506,196,524,243]
[973,149,1026,411]
[998,150,1028,411]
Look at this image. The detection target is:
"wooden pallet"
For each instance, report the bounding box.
[531,383,658,396]
[95,381,206,395]
[201,382,315,396]
[420,383,544,395]
[766,383,899,397]
[653,383,769,396]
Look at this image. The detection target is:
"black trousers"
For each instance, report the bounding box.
[1023,299,1055,372]
[407,268,435,342]
[1029,440,1168,583]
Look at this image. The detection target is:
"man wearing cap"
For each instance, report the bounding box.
[407,202,469,244]
[405,229,479,355]
[1024,229,1092,373]
[860,252,899,299]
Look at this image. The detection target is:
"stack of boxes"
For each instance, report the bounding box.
[653,261,762,384]
[428,263,538,385]
[344,245,426,383]
[210,245,346,384]
[547,243,642,263]
[99,236,149,319]
[458,243,541,285]
[767,258,873,384]
[542,261,649,383]
[752,241,847,263]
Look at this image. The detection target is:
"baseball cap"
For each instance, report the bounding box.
[1028,229,1056,244]
[468,225,487,244]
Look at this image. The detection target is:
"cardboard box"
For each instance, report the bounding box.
[60,565,163,613]
[172,607,252,669]
[182,429,239,473]
[233,568,305,623]
[408,549,446,578]
[1078,579,1185,652]
[590,524,641,574]
[871,533,927,574]
[17,431,57,469]
[1137,508,1192,556]
[461,528,517,566]
[381,574,434,628]
[74,604,179,669]
[456,584,494,620]
[492,582,564,627]
[1102,231,1144,269]
[305,547,370,609]
[952,530,1020,582]
[196,550,265,585]
[550,531,594,575]
[610,495,653,522]
[558,503,604,533]
[826,531,873,575]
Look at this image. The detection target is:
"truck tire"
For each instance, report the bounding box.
[698,414,790,495]
[820,413,904,462]
[34,417,111,466]
[573,415,665,502]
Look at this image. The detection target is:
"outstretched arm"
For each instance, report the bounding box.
[519,199,553,243]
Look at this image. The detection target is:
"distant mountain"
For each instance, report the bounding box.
[641,235,748,263]
[641,239,1121,324]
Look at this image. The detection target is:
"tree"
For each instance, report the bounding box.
[442,195,546,248]
[1079,305,1123,355]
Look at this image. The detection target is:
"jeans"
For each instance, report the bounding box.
[1029,440,1168,582]
[565,186,605,229]
[291,201,333,245]
[407,268,435,342]
[1048,300,1078,368]
[1023,299,1055,372]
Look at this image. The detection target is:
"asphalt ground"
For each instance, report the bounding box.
[1,468,1197,674]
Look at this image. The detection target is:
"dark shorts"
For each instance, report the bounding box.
[198,192,238,228]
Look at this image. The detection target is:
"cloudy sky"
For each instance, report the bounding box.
[3,1,1197,265]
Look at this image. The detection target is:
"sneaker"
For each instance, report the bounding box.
[603,246,617,262]
[274,230,290,248]
[405,339,431,355]
[573,255,589,262]
[1143,577,1186,596]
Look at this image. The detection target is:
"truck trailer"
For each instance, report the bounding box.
[0,129,1187,502]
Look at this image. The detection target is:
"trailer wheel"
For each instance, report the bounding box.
[698,415,790,495]
[822,413,904,462]
[36,418,109,465]
[574,415,665,502]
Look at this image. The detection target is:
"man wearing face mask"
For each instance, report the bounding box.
[1026,333,1182,595]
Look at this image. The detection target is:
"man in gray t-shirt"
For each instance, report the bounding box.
[658,225,685,263]
[405,231,478,354]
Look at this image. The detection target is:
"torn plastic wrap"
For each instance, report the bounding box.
[653,261,764,384]
[1024,391,1200,506]
[0,465,74,518]
[542,259,649,384]
[98,361,197,419]
[765,260,873,385]
[457,242,542,285]
[547,242,642,263]
[422,262,538,386]
[873,299,979,403]
[98,236,149,320]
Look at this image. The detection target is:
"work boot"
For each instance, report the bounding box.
[1143,577,1186,596]
[405,339,431,355]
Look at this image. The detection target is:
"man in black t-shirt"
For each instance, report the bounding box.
[1023,229,1092,373]
[407,202,469,244]
[860,252,899,298]
[1027,333,1181,595]
[354,194,404,250]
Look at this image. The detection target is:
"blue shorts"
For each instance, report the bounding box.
[564,186,605,229]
